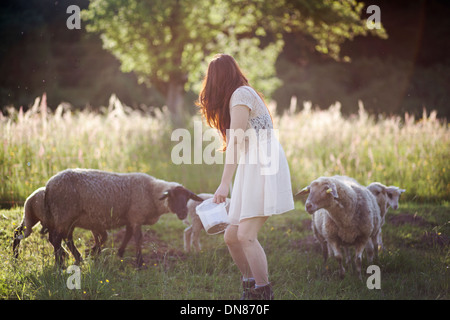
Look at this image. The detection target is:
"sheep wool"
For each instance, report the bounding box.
[44,168,203,266]
[299,176,381,279]
[13,187,46,258]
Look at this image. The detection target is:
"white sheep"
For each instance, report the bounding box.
[183,193,213,253]
[309,176,367,264]
[297,176,381,279]
[44,168,203,266]
[312,181,405,267]
[385,186,406,211]
[311,175,362,265]
[367,182,405,250]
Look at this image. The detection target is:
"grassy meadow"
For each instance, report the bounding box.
[0,96,449,299]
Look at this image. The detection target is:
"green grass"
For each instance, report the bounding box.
[0,98,449,299]
[1,201,448,300]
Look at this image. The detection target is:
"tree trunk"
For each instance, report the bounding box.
[166,80,185,127]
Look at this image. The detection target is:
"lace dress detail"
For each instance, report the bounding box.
[249,115,272,133]
[229,86,273,134]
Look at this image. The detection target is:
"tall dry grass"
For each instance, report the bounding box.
[279,100,449,202]
[1,94,449,207]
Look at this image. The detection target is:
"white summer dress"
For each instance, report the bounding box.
[228,86,294,225]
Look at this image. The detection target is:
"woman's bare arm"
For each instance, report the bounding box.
[213,105,250,203]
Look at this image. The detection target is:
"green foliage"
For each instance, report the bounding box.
[276,0,387,60]
[83,0,386,104]
[83,0,284,98]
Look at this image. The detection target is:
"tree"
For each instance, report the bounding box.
[276,0,387,61]
[83,0,386,124]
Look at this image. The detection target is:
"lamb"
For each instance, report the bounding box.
[297,176,381,279]
[385,186,406,211]
[43,168,203,266]
[13,187,48,258]
[183,193,213,253]
[367,182,405,250]
[183,193,232,253]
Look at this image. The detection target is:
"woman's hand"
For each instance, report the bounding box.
[213,182,229,204]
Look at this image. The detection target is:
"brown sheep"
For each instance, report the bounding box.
[44,169,203,266]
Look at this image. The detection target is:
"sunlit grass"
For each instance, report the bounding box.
[1,96,448,208]
[280,101,449,202]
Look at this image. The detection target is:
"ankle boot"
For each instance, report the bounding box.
[248,283,274,300]
[239,278,256,300]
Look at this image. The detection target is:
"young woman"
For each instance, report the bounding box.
[197,54,294,300]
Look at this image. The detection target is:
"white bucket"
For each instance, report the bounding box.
[196,198,230,235]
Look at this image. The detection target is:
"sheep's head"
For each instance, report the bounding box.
[296,177,338,214]
[386,186,405,210]
[159,186,203,220]
[367,183,405,210]
[367,182,388,209]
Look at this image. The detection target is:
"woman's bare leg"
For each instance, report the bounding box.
[237,217,269,286]
[224,225,253,279]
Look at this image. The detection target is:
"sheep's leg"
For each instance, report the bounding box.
[191,223,203,253]
[321,241,329,263]
[133,226,144,267]
[49,231,65,266]
[348,247,357,273]
[91,230,108,255]
[12,223,25,259]
[365,239,375,263]
[343,247,351,266]
[313,227,328,263]
[184,225,192,252]
[118,225,133,257]
[327,243,333,257]
[329,241,345,278]
[372,235,379,261]
[354,243,366,280]
[377,231,384,252]
[65,231,82,265]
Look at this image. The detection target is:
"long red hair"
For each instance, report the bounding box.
[196,54,249,150]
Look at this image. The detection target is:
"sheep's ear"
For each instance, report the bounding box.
[295,186,310,197]
[159,190,169,200]
[181,187,204,202]
[378,184,387,195]
[327,183,339,198]
[387,186,406,194]
[188,191,204,202]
